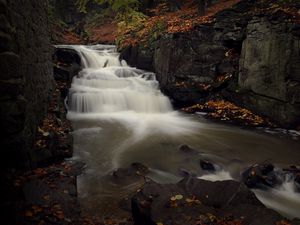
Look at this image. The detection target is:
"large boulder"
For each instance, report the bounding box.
[131,178,295,225]
[241,162,281,189]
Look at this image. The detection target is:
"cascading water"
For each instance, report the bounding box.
[62,45,300,219]
[67,45,170,113]
[66,45,199,172]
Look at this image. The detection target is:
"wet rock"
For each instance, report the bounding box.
[131,178,287,225]
[179,168,197,178]
[60,87,69,99]
[54,47,81,65]
[108,164,150,214]
[178,144,196,153]
[241,162,281,189]
[200,160,215,171]
[113,163,149,178]
[131,162,149,175]
[111,163,149,189]
[53,47,82,81]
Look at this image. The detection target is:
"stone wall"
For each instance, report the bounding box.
[0,0,53,167]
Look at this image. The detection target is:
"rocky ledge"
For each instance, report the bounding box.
[131,177,300,225]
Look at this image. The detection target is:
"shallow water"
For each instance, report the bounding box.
[63,44,300,219]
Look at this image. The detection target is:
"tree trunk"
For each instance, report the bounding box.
[198,0,206,16]
[207,0,212,7]
[168,0,181,12]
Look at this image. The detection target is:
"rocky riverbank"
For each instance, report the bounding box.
[131,177,300,225]
[120,0,300,129]
[1,60,77,224]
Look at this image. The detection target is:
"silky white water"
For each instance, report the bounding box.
[62,45,300,219]
[65,45,199,169]
[67,45,172,114]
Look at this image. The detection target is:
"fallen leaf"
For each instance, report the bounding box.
[170,194,183,201]
[25,210,33,217]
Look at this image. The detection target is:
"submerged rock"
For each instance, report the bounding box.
[131,178,292,225]
[111,163,150,187]
[179,168,197,178]
[200,160,216,172]
[178,144,197,153]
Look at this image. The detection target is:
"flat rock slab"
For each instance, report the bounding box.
[15,161,83,225]
[131,178,299,225]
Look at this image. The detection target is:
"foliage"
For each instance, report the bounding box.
[116,11,166,49]
[116,0,300,50]
[116,0,241,49]
[47,2,55,20]
[76,0,143,45]
[75,0,139,15]
[182,100,275,127]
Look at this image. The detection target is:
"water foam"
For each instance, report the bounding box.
[198,170,233,181]
[254,179,300,219]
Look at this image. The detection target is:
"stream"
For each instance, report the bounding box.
[61,45,300,220]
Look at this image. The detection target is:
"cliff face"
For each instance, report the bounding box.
[237,16,300,126]
[120,1,300,127]
[0,0,53,167]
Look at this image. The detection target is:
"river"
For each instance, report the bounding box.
[59,45,300,220]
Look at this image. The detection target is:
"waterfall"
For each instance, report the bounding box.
[63,44,199,141]
[66,45,172,114]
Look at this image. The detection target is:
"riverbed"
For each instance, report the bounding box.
[62,44,300,220]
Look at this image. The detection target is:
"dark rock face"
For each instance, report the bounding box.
[120,0,300,127]
[120,45,154,71]
[237,16,300,126]
[241,164,300,194]
[0,0,53,167]
[153,28,228,105]
[200,160,215,171]
[121,1,249,106]
[131,178,292,225]
[53,47,82,81]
